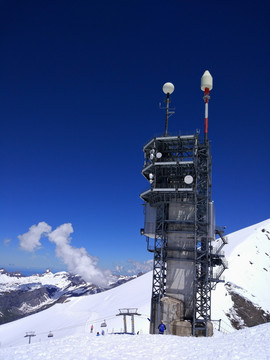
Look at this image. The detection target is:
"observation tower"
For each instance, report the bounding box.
[140,72,227,337]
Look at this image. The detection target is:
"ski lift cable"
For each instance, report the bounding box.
[34,321,88,336]
[25,310,149,337]
[88,314,115,323]
[32,313,117,336]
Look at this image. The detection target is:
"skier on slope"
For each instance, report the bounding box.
[158,320,166,334]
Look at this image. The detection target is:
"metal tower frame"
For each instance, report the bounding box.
[193,138,212,336]
[140,133,227,336]
[116,308,141,334]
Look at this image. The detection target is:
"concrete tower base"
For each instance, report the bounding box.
[160,296,191,336]
[172,320,192,336]
[159,296,213,337]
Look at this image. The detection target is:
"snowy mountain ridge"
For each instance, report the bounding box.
[0,268,136,325]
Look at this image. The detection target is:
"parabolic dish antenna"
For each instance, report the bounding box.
[184,175,193,184]
[156,152,162,159]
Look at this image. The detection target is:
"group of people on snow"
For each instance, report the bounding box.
[91,325,105,336]
[90,321,166,336]
[96,330,105,336]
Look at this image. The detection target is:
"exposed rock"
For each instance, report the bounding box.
[225,283,270,329]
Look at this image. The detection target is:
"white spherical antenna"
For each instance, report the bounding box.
[184,175,193,185]
[201,70,213,91]
[156,152,162,159]
[162,82,175,95]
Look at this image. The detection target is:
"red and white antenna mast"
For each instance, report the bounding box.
[201,70,213,142]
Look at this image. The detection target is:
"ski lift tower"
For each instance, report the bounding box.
[140,72,227,337]
[116,308,141,334]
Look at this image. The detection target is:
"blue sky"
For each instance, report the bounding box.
[0,0,269,275]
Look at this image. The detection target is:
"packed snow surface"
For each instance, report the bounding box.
[1,324,270,360]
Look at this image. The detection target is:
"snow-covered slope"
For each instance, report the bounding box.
[0,271,152,348]
[212,219,270,331]
[1,323,270,360]
[0,219,269,355]
[0,266,269,360]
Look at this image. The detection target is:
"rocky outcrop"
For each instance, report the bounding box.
[0,287,54,324]
[225,282,270,329]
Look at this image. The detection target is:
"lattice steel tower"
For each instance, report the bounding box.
[140,72,227,337]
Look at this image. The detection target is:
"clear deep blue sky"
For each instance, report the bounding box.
[0,0,269,274]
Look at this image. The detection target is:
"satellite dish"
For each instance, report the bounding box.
[156,152,162,159]
[184,175,193,184]
[162,82,174,95]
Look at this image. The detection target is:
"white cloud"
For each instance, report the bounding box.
[48,223,111,287]
[17,222,113,286]
[127,259,153,274]
[115,259,153,275]
[18,222,52,252]
[115,265,124,273]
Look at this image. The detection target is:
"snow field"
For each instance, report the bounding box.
[0,271,152,348]
[1,324,270,360]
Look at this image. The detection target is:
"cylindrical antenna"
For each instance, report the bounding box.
[162,82,175,136]
[201,71,213,142]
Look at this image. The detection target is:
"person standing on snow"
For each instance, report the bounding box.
[158,320,166,334]
[90,325,94,333]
